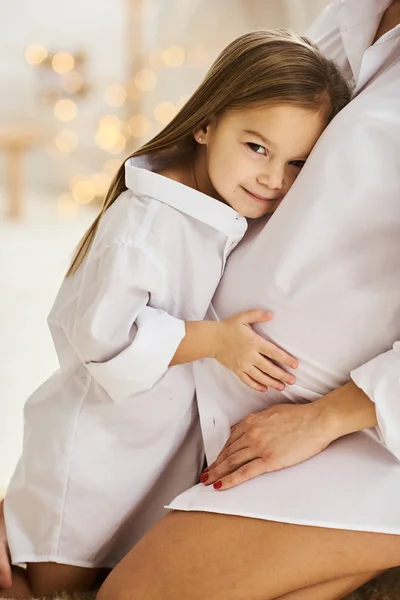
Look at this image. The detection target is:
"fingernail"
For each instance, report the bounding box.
[288,376,296,385]
[213,481,222,490]
[200,473,209,483]
[279,384,285,391]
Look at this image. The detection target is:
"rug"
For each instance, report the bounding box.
[1,568,400,599]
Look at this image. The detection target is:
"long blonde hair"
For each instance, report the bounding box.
[67,29,351,276]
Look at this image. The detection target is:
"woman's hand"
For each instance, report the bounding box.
[201,401,335,490]
[213,310,298,392]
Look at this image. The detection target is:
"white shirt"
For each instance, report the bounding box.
[170,0,400,534]
[4,158,247,568]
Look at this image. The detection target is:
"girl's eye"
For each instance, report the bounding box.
[247,142,267,155]
[290,160,306,168]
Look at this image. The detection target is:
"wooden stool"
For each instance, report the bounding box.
[0,125,41,219]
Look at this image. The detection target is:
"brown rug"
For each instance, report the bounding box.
[1,568,400,599]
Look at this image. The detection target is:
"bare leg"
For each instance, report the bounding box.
[274,572,381,600]
[0,499,12,589]
[0,562,101,598]
[97,511,400,600]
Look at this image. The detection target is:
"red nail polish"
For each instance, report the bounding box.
[200,473,208,483]
[213,481,222,490]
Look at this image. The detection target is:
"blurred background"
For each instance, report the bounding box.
[0,0,330,490]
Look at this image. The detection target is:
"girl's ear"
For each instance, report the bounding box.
[193,123,210,144]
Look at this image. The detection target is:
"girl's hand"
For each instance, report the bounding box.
[201,402,334,490]
[213,309,298,392]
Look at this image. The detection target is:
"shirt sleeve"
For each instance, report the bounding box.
[351,342,400,460]
[70,242,186,401]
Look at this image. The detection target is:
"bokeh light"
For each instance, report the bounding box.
[54,129,78,154]
[91,172,112,196]
[134,68,157,92]
[162,46,185,68]
[128,115,151,138]
[71,180,97,204]
[54,99,77,122]
[52,52,75,74]
[154,102,177,125]
[104,84,127,107]
[25,44,48,65]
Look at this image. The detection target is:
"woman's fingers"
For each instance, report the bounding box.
[203,448,256,485]
[213,458,267,490]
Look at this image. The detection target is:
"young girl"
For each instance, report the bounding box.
[2,29,350,598]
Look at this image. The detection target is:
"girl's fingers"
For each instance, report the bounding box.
[254,356,295,386]
[256,337,298,369]
[239,371,267,392]
[248,365,285,392]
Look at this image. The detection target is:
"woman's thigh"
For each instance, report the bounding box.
[97,511,400,600]
[275,572,381,600]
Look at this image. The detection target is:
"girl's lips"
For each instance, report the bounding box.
[242,187,274,203]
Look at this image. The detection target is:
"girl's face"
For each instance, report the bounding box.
[194,104,326,219]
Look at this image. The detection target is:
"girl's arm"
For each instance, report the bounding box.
[170,311,298,392]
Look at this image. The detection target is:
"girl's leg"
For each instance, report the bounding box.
[0,499,12,589]
[274,572,381,600]
[97,511,400,600]
[0,562,101,598]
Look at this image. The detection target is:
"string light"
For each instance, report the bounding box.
[129,115,151,138]
[104,84,127,107]
[25,44,48,65]
[162,46,185,68]
[154,102,177,125]
[72,180,97,204]
[54,129,78,154]
[91,172,112,195]
[134,68,157,92]
[54,99,77,122]
[52,52,75,74]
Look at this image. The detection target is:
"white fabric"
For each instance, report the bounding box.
[4,158,247,568]
[169,0,400,534]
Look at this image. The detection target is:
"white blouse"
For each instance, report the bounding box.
[169,0,400,535]
[4,158,247,568]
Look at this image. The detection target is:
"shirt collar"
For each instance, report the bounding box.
[338,0,399,82]
[124,157,247,238]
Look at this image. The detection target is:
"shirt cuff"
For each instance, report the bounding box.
[351,342,400,460]
[86,306,186,401]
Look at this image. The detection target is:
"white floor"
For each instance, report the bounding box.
[0,192,96,489]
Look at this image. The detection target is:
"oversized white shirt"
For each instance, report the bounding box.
[170,0,400,534]
[4,158,247,567]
